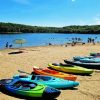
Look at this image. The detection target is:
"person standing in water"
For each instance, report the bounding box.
[5,42,9,48]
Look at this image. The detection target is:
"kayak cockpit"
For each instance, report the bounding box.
[9,80,37,90]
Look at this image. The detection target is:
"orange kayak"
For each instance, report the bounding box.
[33,66,77,81]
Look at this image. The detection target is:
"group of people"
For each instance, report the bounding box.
[87,38,95,44]
[71,37,82,42]
[5,42,13,48]
[71,37,96,46]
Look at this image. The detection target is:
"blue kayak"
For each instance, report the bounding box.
[0,78,61,99]
[73,56,100,63]
[13,75,79,89]
[64,59,100,70]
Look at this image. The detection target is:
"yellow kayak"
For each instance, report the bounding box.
[48,63,93,75]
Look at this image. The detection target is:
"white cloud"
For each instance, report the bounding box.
[12,0,31,5]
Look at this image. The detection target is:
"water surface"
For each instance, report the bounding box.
[0,33,100,49]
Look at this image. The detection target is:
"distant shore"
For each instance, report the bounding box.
[0,32,22,34]
[0,22,100,34]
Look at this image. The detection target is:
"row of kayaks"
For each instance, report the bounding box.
[64,52,100,69]
[1,52,99,99]
[0,65,80,99]
[0,64,83,99]
[0,73,79,99]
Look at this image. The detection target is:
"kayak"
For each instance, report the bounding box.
[13,75,79,89]
[33,66,77,81]
[90,52,100,57]
[0,78,61,99]
[64,59,100,70]
[73,56,94,61]
[48,63,93,75]
[73,56,100,63]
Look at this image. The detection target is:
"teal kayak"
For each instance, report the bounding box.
[73,56,100,63]
[13,75,79,89]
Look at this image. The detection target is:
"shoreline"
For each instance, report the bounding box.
[0,42,98,51]
[1,32,100,34]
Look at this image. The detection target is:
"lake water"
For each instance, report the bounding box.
[0,33,100,49]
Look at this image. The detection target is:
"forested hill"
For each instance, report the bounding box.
[0,22,100,34]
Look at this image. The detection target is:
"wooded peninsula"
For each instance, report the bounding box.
[0,22,100,34]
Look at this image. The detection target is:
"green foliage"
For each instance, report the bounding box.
[0,22,100,34]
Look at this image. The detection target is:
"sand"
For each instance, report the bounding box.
[0,44,100,100]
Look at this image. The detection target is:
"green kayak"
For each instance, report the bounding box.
[48,63,93,75]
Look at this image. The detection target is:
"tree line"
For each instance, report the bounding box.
[0,22,100,34]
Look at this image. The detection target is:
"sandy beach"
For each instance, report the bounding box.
[0,44,100,100]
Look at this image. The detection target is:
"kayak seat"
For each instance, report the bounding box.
[37,76,51,81]
[60,63,74,67]
[20,84,36,90]
[52,63,60,66]
[29,84,36,89]
[21,86,30,90]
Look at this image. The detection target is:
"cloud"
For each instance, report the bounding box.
[12,0,31,5]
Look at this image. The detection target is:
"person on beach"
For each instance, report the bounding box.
[71,41,76,46]
[9,44,13,48]
[92,38,95,45]
[5,42,9,48]
[49,43,52,45]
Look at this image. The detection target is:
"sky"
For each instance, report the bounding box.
[0,0,100,27]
